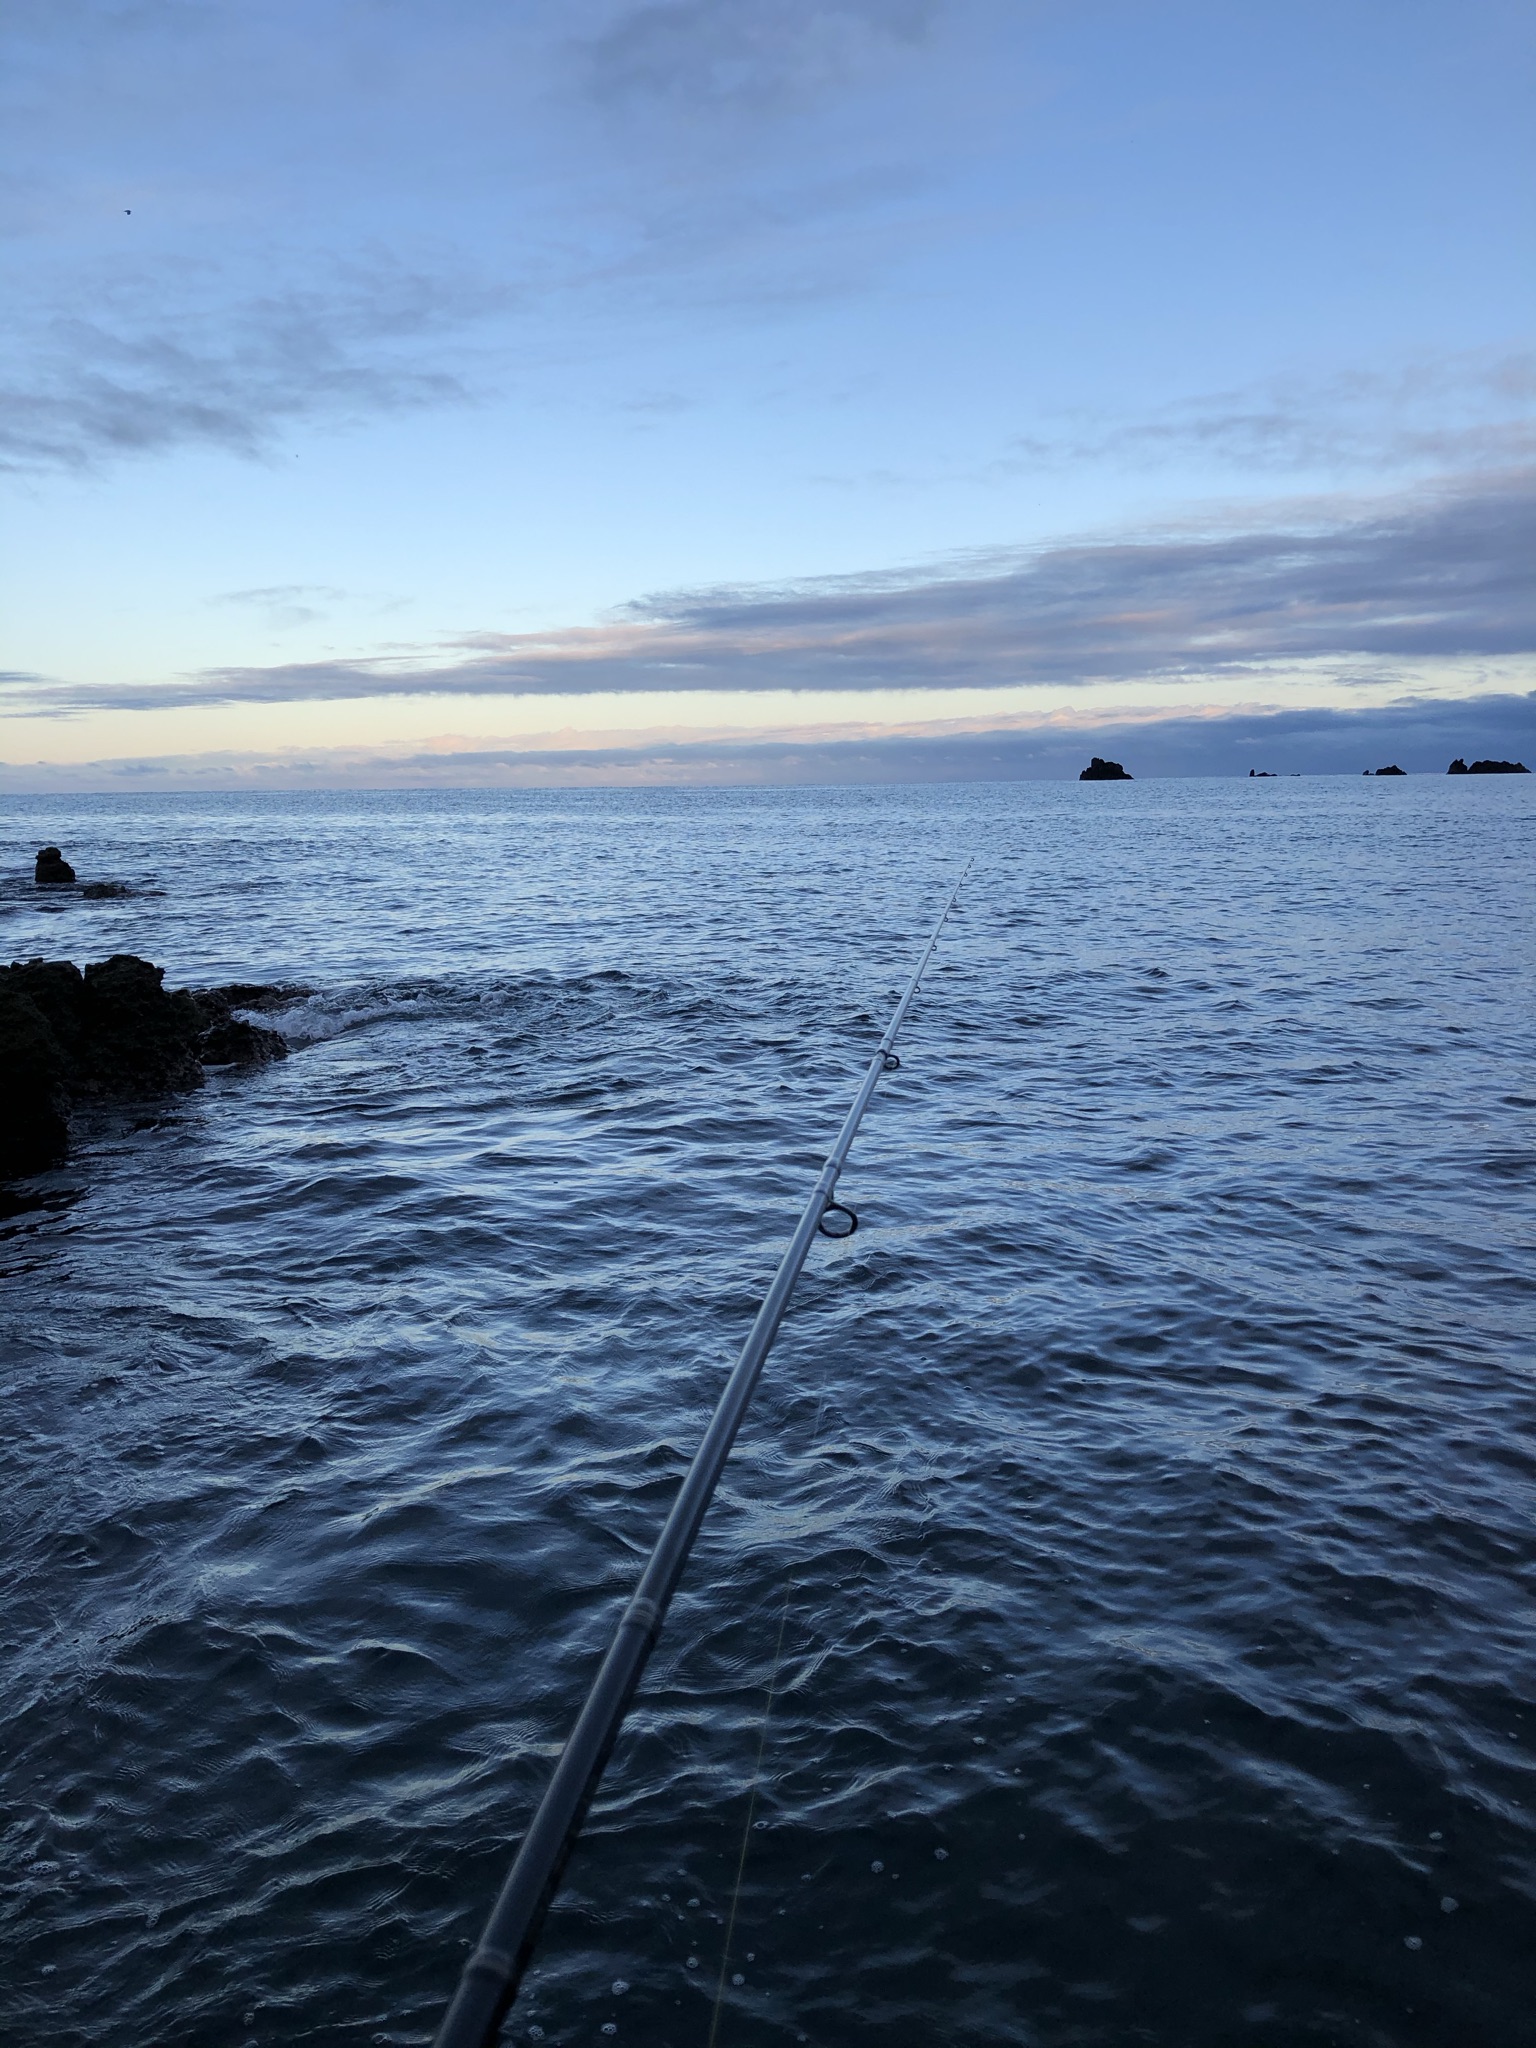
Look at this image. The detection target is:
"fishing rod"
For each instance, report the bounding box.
[434,864,972,2048]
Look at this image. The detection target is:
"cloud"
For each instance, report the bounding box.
[210,584,350,631]
[0,263,490,472]
[4,470,1531,717]
[577,0,937,112]
[994,354,1536,482]
[3,692,1531,790]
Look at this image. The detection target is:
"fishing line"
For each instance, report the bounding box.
[706,1388,832,2048]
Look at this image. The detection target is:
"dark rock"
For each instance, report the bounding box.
[34,846,76,886]
[1079,756,1133,781]
[1447,758,1468,774]
[190,987,291,1067]
[1467,758,1530,774]
[0,954,297,1181]
[203,981,312,1013]
[198,1017,287,1067]
[81,880,132,899]
[1249,769,1276,777]
[1373,765,1406,776]
[79,955,205,1095]
[0,975,74,1176]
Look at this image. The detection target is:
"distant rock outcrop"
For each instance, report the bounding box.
[0,956,301,1180]
[1371,765,1406,776]
[1249,769,1276,777]
[34,846,76,886]
[1457,758,1529,774]
[1080,756,1133,781]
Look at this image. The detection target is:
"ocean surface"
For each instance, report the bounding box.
[2,778,1533,2048]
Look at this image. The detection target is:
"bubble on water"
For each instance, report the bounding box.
[686,1956,699,1970]
[731,1973,745,1987]
[1404,1936,1422,1951]
[1429,1832,1442,1842]
[934,1847,949,1860]
[601,2027,617,2038]
[244,2015,255,2026]
[529,2029,544,2041]
[1441,1897,1458,1913]
[688,1897,700,1908]
[746,1953,755,1962]
[870,1860,884,1873]
[612,1979,629,1994]
[972,1736,985,1746]
[41,1965,57,1977]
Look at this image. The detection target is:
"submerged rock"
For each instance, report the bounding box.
[34,846,76,886]
[0,955,298,1180]
[81,880,132,899]
[1079,756,1133,781]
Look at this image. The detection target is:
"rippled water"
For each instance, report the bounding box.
[3,779,1534,2048]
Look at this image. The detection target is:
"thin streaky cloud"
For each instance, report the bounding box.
[0,264,490,472]
[995,353,1536,479]
[577,0,939,114]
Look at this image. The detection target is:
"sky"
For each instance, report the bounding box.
[2,0,1532,785]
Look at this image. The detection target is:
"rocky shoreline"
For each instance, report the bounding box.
[0,955,307,1182]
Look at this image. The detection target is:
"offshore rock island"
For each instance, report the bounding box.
[0,955,305,1181]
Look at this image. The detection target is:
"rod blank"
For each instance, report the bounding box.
[433,868,969,2048]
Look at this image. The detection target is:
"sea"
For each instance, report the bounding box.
[2,777,1533,2048]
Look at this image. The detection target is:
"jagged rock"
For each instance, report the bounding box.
[81,880,132,899]
[76,955,206,1095]
[0,975,74,1175]
[1080,756,1133,781]
[190,987,293,1067]
[0,955,298,1181]
[1249,769,1276,777]
[198,1017,287,1066]
[1467,758,1529,774]
[34,846,76,886]
[1448,758,1468,774]
[203,981,311,1013]
[1373,765,1406,776]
